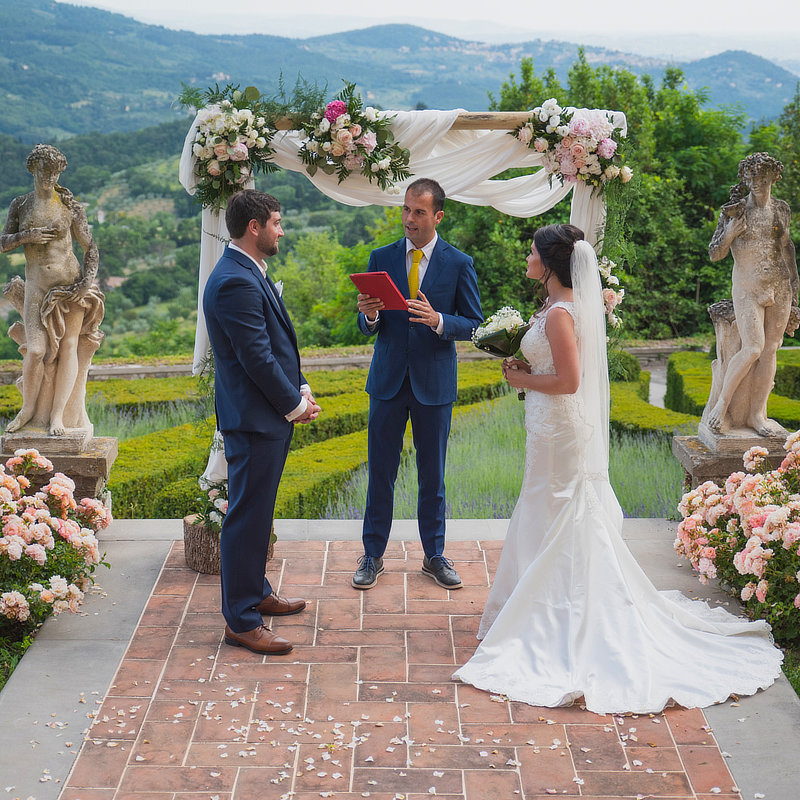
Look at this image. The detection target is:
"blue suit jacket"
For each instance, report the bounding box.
[358,237,483,405]
[203,246,304,438]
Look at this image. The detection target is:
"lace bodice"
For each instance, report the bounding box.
[519,301,583,435]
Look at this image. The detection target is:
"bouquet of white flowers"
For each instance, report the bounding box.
[472,306,530,357]
[472,306,531,399]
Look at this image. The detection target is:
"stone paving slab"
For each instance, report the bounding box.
[1,519,798,800]
[58,538,743,799]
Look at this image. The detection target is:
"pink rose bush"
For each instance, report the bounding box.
[513,98,631,192]
[676,432,800,640]
[181,83,277,209]
[299,82,411,192]
[0,449,110,631]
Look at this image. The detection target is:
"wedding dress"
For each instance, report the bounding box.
[453,277,783,714]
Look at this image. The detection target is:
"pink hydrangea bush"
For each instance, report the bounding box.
[676,435,800,641]
[0,449,110,633]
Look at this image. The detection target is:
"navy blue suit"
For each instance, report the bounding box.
[203,246,304,633]
[358,236,482,558]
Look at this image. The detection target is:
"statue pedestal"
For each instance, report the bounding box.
[1,432,118,500]
[672,434,786,490]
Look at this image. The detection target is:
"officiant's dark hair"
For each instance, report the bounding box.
[226,189,281,239]
[534,224,584,289]
[407,178,446,213]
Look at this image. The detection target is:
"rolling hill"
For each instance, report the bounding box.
[0,0,797,142]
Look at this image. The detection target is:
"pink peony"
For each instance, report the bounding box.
[324,100,348,123]
[356,130,378,153]
[568,118,590,136]
[228,141,249,162]
[596,138,618,159]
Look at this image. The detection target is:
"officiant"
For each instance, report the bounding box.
[353,178,483,591]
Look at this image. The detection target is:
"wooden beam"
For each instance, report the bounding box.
[273,110,530,132]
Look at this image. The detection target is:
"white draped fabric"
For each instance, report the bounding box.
[179,107,625,374]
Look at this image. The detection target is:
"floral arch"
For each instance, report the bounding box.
[179,102,628,374]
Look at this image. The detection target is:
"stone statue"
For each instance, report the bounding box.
[700,152,799,442]
[0,144,105,438]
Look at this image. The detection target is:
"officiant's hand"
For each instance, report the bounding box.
[357,293,384,322]
[407,291,437,326]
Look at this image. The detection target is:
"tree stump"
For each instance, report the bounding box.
[182,515,275,574]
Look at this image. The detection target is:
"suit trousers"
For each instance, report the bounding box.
[363,374,452,559]
[221,429,292,633]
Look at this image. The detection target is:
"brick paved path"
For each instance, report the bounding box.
[59,539,742,799]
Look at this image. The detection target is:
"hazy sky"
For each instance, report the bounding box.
[68,0,799,41]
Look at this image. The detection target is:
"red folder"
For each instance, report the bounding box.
[349,271,408,310]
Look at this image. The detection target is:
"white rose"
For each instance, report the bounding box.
[620,165,633,183]
[555,125,570,137]
[364,106,378,122]
[370,162,380,172]
[549,115,561,128]
[604,164,620,179]
[255,137,267,149]
[322,141,331,152]
[319,117,330,132]
[538,109,549,123]
[378,157,391,170]
[306,140,318,154]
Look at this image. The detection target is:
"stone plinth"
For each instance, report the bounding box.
[0,434,117,500]
[672,434,785,489]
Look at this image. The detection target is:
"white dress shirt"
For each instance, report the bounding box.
[228,242,309,421]
[366,233,444,334]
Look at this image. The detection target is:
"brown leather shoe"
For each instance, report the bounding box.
[224,624,293,655]
[257,592,306,616]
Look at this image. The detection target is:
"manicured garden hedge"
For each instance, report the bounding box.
[111,360,508,519]
[0,376,205,418]
[665,350,800,429]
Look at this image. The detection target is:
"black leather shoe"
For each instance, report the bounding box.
[352,555,384,589]
[422,555,462,589]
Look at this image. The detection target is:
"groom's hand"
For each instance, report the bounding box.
[295,400,321,424]
[407,291,438,326]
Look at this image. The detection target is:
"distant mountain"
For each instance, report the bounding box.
[0,0,797,142]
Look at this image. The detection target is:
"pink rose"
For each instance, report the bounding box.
[336,129,353,146]
[349,124,362,138]
[206,160,221,177]
[330,142,346,158]
[533,137,548,152]
[794,593,800,609]
[324,100,348,123]
[741,582,756,601]
[517,126,533,144]
[569,141,588,162]
[213,143,229,160]
[755,579,769,603]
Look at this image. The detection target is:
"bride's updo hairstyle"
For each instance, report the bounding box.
[533,224,585,289]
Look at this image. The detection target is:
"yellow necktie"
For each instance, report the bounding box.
[409,249,423,300]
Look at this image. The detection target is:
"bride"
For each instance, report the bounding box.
[452,224,783,714]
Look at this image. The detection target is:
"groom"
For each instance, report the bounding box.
[354,178,483,590]
[203,190,321,655]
